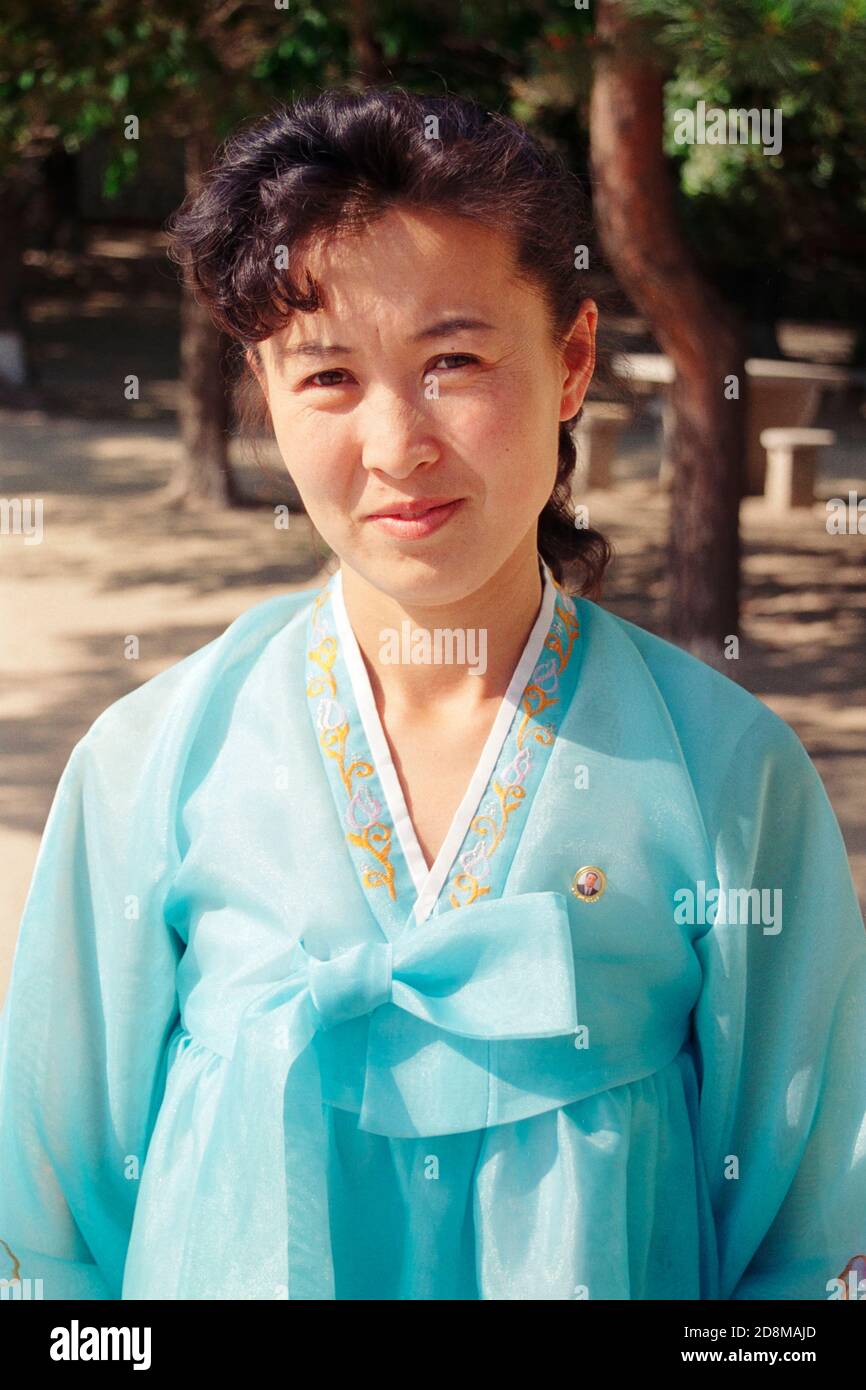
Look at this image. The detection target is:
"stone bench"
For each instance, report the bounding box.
[573,402,633,489]
[759,427,836,511]
[611,352,854,494]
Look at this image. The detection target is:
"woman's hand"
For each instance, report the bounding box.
[838,1253,866,1298]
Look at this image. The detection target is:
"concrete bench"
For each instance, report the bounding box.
[759,427,836,510]
[573,402,632,489]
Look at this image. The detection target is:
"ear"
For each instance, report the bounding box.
[559,298,598,421]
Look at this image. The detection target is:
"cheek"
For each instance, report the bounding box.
[459,392,558,514]
[267,401,350,505]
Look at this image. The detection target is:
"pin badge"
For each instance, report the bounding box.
[571,865,606,902]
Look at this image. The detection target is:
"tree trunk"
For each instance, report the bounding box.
[589,0,745,659]
[0,177,38,404]
[348,0,387,84]
[169,130,237,507]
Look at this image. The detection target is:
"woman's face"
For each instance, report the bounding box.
[253,206,596,607]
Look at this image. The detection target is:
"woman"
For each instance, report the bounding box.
[1,87,864,1302]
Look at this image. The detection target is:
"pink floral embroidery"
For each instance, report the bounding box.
[345,784,382,832]
[533,654,560,696]
[501,746,532,786]
[460,842,491,880]
[316,697,347,733]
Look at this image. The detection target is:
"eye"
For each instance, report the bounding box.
[301,355,477,389]
[303,369,352,388]
[430,354,477,371]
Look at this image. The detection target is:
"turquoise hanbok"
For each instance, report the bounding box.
[1,564,864,1300]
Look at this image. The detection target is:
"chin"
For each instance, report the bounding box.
[350,547,495,609]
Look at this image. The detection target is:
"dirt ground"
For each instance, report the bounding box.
[2,229,865,994]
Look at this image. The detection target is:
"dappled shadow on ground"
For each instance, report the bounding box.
[24,230,181,423]
[0,411,326,844]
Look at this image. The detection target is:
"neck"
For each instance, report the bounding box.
[338,537,547,713]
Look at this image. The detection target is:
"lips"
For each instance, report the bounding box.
[366,497,460,520]
[364,497,464,539]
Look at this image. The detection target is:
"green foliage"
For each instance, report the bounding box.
[623,0,866,317]
[515,0,866,319]
[0,2,353,180]
[0,0,862,318]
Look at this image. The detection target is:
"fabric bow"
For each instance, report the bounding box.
[175,891,577,1299]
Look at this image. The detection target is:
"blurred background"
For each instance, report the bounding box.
[1,0,865,990]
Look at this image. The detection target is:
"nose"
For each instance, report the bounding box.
[358,387,440,479]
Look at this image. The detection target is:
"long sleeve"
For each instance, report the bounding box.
[692,708,866,1300]
[0,718,184,1300]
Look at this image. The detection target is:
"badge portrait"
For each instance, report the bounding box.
[1,2,865,1329]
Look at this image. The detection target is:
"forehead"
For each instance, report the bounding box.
[278,206,542,336]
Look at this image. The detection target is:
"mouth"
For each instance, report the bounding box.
[367,496,461,520]
[364,497,465,539]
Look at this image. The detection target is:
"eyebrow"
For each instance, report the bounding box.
[277,316,497,361]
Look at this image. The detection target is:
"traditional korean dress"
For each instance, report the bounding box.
[1,563,864,1301]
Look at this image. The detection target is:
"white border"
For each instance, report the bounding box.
[330,566,557,924]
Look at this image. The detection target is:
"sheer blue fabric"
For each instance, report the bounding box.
[1,574,864,1300]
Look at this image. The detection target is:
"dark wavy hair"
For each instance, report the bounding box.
[169,85,615,596]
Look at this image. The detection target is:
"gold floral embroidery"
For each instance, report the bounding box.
[448,595,580,910]
[351,823,397,898]
[307,589,337,698]
[306,586,397,901]
[515,598,579,751]
[448,779,527,907]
